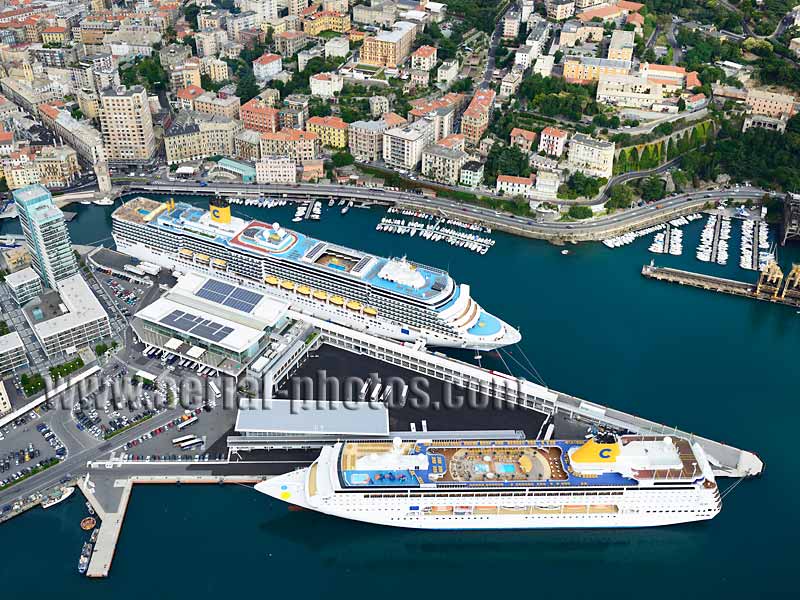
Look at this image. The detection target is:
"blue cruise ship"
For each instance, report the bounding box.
[111,197,521,350]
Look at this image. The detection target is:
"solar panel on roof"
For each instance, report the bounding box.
[230,288,263,305]
[195,278,263,314]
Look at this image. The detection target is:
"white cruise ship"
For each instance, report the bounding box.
[111,197,520,350]
[256,434,722,529]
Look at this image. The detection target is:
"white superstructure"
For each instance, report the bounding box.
[257,434,722,530]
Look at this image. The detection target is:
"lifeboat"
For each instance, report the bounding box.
[312,290,328,300]
[297,284,311,295]
[280,280,295,291]
[363,306,377,316]
[195,253,210,263]
[330,295,344,306]
[211,258,226,268]
[179,248,193,257]
[265,275,279,285]
[346,300,362,311]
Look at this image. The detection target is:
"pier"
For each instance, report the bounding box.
[642,263,800,308]
[77,474,264,578]
[750,222,760,270]
[709,216,723,263]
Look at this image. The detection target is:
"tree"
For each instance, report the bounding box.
[331,151,355,168]
[568,206,593,219]
[606,184,635,209]
[236,74,259,103]
[640,176,666,201]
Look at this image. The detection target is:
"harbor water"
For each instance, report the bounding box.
[0,198,798,598]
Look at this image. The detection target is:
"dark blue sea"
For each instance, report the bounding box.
[1,198,797,598]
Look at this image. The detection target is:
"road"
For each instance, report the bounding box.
[480,2,510,89]
[126,180,771,241]
[666,22,682,64]
[0,404,184,509]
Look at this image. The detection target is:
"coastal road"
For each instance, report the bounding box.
[126,180,772,241]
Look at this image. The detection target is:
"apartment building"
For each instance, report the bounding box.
[194,90,241,119]
[437,59,459,87]
[253,53,283,82]
[234,129,263,161]
[309,72,344,98]
[460,88,495,145]
[421,144,468,185]
[411,45,437,71]
[558,21,603,47]
[538,126,569,158]
[510,127,538,152]
[170,58,203,90]
[201,57,231,82]
[567,133,615,179]
[2,146,80,190]
[24,274,111,357]
[240,97,280,133]
[0,332,28,376]
[459,161,484,188]
[608,30,635,61]
[503,10,520,39]
[306,115,348,148]
[98,85,156,164]
[164,111,242,165]
[275,31,308,56]
[359,21,415,68]
[259,129,320,162]
[383,123,428,170]
[546,0,575,20]
[303,10,350,35]
[348,119,389,161]
[195,28,229,57]
[256,156,297,184]
[38,103,105,163]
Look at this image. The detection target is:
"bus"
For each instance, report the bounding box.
[179,438,203,450]
[172,435,195,447]
[208,382,221,400]
[177,416,198,431]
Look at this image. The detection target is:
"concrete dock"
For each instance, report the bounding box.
[642,264,800,308]
[77,473,264,578]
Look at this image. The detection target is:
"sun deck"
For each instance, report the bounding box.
[337,436,707,491]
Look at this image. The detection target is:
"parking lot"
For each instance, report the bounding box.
[0,408,65,492]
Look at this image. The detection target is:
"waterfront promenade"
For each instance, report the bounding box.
[125,181,770,243]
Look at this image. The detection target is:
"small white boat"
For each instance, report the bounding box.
[41,486,75,509]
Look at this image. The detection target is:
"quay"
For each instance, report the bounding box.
[77,474,263,578]
[642,263,800,308]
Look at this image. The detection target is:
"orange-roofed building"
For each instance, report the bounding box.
[411,44,437,71]
[176,85,204,110]
[510,127,537,151]
[241,97,280,133]
[41,25,66,45]
[382,111,407,127]
[260,128,320,161]
[461,89,496,145]
[538,126,569,157]
[496,174,535,198]
[307,115,348,148]
[437,133,465,151]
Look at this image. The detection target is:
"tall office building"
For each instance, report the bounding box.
[13,184,78,289]
[98,85,156,165]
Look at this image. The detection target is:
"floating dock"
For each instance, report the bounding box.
[642,263,800,308]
